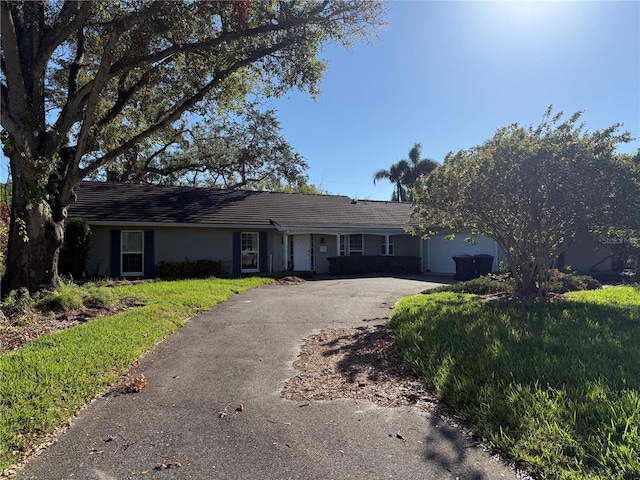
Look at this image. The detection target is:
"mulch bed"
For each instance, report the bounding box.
[282,324,439,412]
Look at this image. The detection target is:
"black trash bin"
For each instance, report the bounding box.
[452,254,476,280]
[474,254,494,277]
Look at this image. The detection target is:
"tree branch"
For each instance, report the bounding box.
[106,10,311,77]
[0,1,27,134]
[72,26,124,170]
[50,5,156,157]
[104,0,343,79]
[0,83,20,141]
[96,57,172,129]
[37,1,94,76]
[79,36,298,177]
[68,25,85,97]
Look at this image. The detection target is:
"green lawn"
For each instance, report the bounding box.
[391,286,640,480]
[0,277,273,471]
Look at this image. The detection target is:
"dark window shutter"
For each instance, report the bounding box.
[259,232,268,273]
[110,230,121,277]
[232,231,241,274]
[144,231,155,277]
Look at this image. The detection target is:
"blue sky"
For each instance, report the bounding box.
[270,0,640,200]
[1,1,638,200]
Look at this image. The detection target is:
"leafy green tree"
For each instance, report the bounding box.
[255,178,326,194]
[88,106,310,190]
[0,0,384,293]
[373,142,438,202]
[412,108,639,297]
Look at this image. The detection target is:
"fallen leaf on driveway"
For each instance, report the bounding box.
[123,373,147,393]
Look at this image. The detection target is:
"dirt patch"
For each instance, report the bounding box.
[282,324,439,411]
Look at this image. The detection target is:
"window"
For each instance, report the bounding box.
[340,234,364,255]
[381,235,394,255]
[121,231,143,275]
[241,232,259,272]
[349,234,364,255]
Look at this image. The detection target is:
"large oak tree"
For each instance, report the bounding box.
[412,108,640,297]
[88,106,312,190]
[0,0,384,293]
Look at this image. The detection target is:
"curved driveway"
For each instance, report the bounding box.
[17,276,520,479]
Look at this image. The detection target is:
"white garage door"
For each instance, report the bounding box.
[428,234,498,274]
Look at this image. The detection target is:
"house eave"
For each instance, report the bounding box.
[84,220,411,236]
[273,226,411,235]
[83,221,276,230]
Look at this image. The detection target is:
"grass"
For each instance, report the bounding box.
[390,286,640,480]
[0,276,273,471]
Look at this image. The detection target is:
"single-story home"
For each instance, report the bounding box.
[68,181,614,278]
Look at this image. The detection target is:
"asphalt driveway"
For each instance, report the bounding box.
[16,276,521,479]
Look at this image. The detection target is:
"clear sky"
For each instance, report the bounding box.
[270,0,640,200]
[1,1,638,200]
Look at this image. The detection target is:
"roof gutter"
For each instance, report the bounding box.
[269,220,286,232]
[83,221,278,230]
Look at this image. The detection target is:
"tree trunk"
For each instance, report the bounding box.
[506,250,541,297]
[1,179,73,295]
[510,253,554,298]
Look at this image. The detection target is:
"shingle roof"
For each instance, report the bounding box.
[69,181,414,232]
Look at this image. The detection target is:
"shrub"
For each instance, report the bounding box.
[58,218,92,279]
[429,270,600,296]
[34,283,84,312]
[1,287,32,316]
[427,273,515,295]
[547,269,601,293]
[155,259,230,279]
[621,269,639,283]
[82,283,118,308]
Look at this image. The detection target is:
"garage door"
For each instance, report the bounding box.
[428,234,498,274]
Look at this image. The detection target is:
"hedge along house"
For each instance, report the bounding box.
[68,181,423,278]
[68,181,615,279]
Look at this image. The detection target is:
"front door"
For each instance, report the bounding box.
[292,234,312,271]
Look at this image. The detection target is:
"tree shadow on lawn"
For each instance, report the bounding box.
[394,294,640,475]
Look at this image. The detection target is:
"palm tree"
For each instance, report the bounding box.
[373,143,438,202]
[403,143,438,190]
[373,160,410,202]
